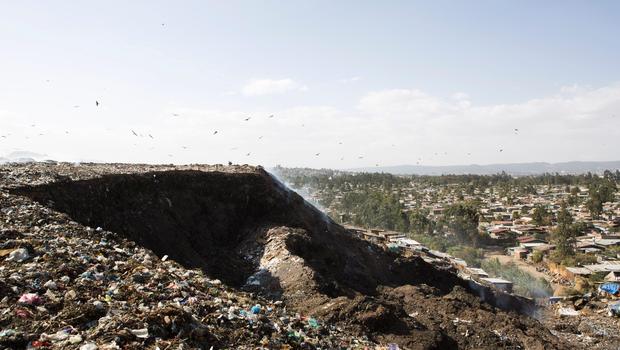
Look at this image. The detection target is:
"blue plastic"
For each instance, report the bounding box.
[600,282,620,295]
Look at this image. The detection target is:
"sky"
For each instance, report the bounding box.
[1,0,619,168]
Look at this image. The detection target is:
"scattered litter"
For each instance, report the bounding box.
[558,307,580,317]
[5,248,30,262]
[18,293,43,305]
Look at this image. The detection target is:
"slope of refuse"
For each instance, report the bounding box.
[0,162,571,349]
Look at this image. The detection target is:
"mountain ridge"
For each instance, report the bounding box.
[351,160,620,175]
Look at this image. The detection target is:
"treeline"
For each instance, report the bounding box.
[275,166,620,189]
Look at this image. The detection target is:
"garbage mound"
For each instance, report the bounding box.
[1,163,569,349]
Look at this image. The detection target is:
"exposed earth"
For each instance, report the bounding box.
[0,162,578,349]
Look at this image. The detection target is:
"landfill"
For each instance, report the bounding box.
[0,162,573,349]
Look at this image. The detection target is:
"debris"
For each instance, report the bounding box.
[600,282,620,295]
[5,248,30,262]
[18,293,43,305]
[558,307,580,317]
[0,162,573,349]
[130,328,149,339]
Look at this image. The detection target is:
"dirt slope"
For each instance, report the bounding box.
[5,163,570,349]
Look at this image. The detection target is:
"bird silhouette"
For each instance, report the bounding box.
[244,117,251,121]
[95,101,99,107]
[148,134,154,139]
[131,130,138,136]
[499,149,504,152]
[315,153,320,156]
[246,152,251,156]
[213,131,218,135]
[268,115,274,118]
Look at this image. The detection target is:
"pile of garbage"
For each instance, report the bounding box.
[0,162,573,349]
[0,184,379,349]
[541,285,620,349]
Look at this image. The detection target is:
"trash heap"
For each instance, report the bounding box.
[542,285,620,349]
[0,162,573,349]
[0,190,379,349]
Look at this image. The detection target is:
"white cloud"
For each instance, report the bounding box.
[241,78,307,96]
[358,89,450,117]
[338,76,362,84]
[1,83,618,168]
[351,84,620,165]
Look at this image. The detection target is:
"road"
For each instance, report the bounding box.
[484,254,563,291]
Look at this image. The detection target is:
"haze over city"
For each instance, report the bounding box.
[1,1,619,168]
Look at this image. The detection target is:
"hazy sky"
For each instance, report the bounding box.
[1,1,619,168]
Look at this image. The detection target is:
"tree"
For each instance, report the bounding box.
[408,209,433,235]
[443,202,481,246]
[552,203,576,259]
[531,205,552,226]
[586,177,617,219]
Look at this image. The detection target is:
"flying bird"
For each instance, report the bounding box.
[258,136,263,139]
[315,153,320,156]
[244,117,251,121]
[131,130,138,136]
[148,134,154,139]
[268,115,274,118]
[499,149,504,152]
[95,101,99,107]
[213,131,218,135]
[172,113,179,117]
[246,152,251,156]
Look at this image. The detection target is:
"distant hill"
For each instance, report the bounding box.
[0,150,49,164]
[351,161,620,176]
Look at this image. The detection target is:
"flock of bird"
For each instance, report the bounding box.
[5,72,617,167]
[0,97,533,166]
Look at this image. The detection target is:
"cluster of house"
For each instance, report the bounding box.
[347,226,515,293]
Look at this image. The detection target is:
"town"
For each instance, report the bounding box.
[275,167,620,314]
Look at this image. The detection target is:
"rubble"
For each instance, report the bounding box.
[0,162,577,349]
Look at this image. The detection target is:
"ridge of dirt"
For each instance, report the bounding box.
[1,162,573,349]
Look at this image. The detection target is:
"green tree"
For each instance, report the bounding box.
[531,205,552,226]
[443,202,481,246]
[552,203,576,259]
[408,209,433,235]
